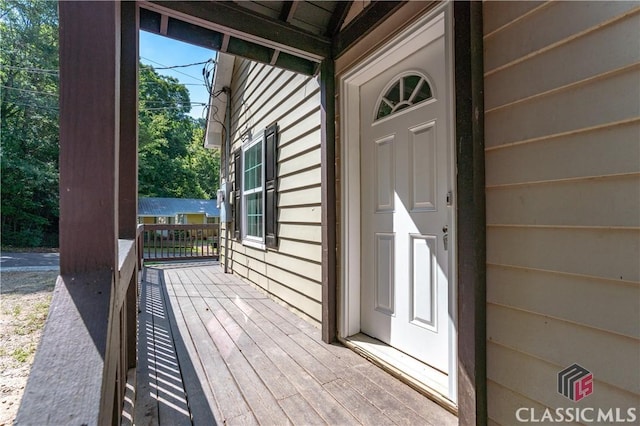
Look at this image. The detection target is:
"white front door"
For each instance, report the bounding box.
[359,21,452,375]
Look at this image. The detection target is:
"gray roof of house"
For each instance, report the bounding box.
[138,197,219,217]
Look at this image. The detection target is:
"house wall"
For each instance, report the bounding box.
[483,1,640,423]
[220,59,323,325]
[184,213,205,224]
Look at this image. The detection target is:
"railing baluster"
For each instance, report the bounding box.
[139,224,219,263]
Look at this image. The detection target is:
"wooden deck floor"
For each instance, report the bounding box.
[126,262,457,426]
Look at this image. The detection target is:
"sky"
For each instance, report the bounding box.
[139,31,217,120]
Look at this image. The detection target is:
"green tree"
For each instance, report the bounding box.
[1,0,59,247]
[138,64,219,199]
[185,119,220,199]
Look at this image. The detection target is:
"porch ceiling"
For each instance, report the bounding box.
[138,1,405,75]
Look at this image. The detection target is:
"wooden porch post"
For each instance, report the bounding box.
[16,2,123,424]
[320,58,337,343]
[454,1,487,425]
[120,0,139,372]
[59,1,120,274]
[119,3,139,240]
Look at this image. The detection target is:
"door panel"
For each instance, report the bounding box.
[360,30,451,374]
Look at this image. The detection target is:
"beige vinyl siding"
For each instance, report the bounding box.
[221,59,322,325]
[484,1,640,422]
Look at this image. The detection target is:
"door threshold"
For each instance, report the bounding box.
[341,333,458,415]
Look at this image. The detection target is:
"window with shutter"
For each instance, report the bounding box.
[235,123,279,249]
[243,135,264,242]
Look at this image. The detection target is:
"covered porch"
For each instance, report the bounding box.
[17,1,484,424]
[124,261,456,425]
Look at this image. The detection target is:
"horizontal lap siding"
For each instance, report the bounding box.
[483,1,640,423]
[222,59,322,325]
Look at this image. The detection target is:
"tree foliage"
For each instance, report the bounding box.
[1,0,60,247]
[138,64,220,199]
[1,1,220,247]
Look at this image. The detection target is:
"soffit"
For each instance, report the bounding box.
[138,1,405,75]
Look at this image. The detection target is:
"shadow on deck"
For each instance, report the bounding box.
[123,261,457,425]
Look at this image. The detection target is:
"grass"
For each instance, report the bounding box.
[14,301,50,335]
[12,346,33,363]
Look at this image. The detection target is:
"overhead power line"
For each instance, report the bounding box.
[1,85,57,97]
[1,65,59,75]
[4,102,59,111]
[140,56,202,82]
[152,60,210,70]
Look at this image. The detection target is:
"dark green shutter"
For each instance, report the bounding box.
[264,123,279,249]
[233,149,242,241]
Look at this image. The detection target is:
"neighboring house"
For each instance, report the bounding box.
[137,197,220,225]
[29,1,639,424]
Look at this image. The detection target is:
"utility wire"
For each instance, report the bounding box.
[141,81,207,87]
[153,60,209,70]
[140,56,202,82]
[140,101,206,105]
[4,102,58,111]
[1,85,57,97]
[141,106,198,111]
[1,65,59,74]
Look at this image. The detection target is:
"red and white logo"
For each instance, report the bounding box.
[558,364,593,402]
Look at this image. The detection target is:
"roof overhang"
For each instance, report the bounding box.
[138,1,407,76]
[139,0,330,75]
[204,52,234,150]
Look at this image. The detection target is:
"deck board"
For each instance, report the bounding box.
[133,262,458,425]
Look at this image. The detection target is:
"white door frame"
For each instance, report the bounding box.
[338,2,458,402]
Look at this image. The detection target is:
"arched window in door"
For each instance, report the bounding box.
[375,73,434,121]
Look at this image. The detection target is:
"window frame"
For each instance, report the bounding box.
[373,70,436,123]
[241,132,266,248]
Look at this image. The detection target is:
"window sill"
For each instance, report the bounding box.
[242,238,266,251]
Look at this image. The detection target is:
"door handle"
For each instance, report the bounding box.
[442,225,448,251]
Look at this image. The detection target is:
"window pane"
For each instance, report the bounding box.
[246,192,263,238]
[384,82,400,105]
[414,79,432,103]
[377,102,392,120]
[244,142,262,191]
[403,75,421,101]
[375,75,434,121]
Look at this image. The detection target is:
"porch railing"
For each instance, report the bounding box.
[137,223,219,263]
[16,238,138,425]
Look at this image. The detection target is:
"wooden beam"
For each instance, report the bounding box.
[280,1,299,23]
[320,59,337,343]
[119,1,139,376]
[160,13,168,35]
[144,1,330,61]
[333,1,406,58]
[454,2,487,425]
[119,2,138,240]
[325,0,353,37]
[58,0,120,275]
[270,49,280,65]
[221,33,230,52]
